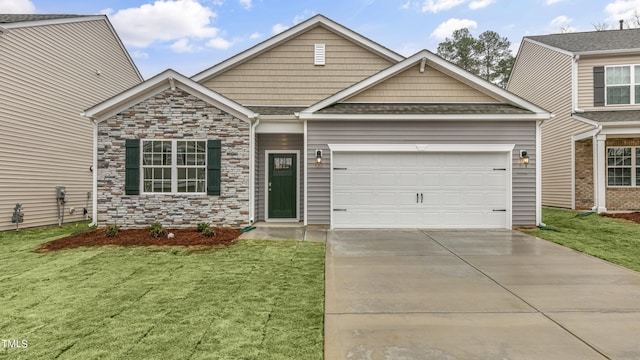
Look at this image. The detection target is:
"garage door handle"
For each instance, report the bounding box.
[416,193,419,203]
[493,209,507,212]
[421,193,423,203]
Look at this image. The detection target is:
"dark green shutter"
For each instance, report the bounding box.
[594,66,605,107]
[125,139,140,195]
[207,140,221,195]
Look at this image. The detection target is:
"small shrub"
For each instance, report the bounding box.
[105,225,120,238]
[197,222,210,233]
[149,222,167,239]
[202,227,215,237]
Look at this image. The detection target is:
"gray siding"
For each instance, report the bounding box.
[307,120,537,226]
[256,134,304,221]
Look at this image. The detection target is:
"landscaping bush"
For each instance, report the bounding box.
[202,227,215,237]
[105,225,120,238]
[149,222,167,239]
[197,222,210,233]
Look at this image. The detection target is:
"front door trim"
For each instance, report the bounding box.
[265,150,300,222]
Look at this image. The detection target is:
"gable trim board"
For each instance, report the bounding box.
[191,14,404,82]
[302,50,550,118]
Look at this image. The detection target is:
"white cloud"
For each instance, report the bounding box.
[605,0,640,21]
[239,0,252,9]
[469,0,494,10]
[171,38,195,53]
[546,0,567,4]
[550,15,572,27]
[430,18,477,39]
[249,32,262,40]
[206,37,232,49]
[272,23,289,34]
[422,0,466,13]
[0,0,35,13]
[131,50,149,59]
[105,0,229,50]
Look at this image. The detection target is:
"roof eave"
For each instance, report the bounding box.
[0,15,104,29]
[83,69,257,123]
[297,113,549,121]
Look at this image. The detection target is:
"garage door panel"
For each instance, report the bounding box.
[332,151,509,229]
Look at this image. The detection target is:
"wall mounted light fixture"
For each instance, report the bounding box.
[315,149,323,166]
[519,150,530,167]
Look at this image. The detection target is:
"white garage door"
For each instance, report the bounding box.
[332,151,510,229]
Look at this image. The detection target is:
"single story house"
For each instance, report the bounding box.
[83,15,551,229]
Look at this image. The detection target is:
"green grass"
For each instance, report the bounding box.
[0,224,325,360]
[524,208,640,272]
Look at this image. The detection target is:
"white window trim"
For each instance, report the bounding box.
[606,146,639,187]
[604,64,640,106]
[140,139,207,195]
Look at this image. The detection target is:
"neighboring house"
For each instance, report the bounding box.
[508,28,640,213]
[0,14,142,231]
[84,15,550,230]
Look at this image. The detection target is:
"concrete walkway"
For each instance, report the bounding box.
[325,229,640,359]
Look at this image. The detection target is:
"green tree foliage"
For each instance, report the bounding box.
[437,28,515,88]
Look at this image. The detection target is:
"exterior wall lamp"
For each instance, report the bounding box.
[519,150,530,167]
[315,149,323,166]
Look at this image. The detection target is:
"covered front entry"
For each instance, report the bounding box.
[266,151,298,220]
[330,145,512,229]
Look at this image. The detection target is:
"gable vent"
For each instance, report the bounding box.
[314,43,326,66]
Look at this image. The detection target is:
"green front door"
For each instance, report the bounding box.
[268,153,297,219]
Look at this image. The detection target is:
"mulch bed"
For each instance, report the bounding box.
[38,227,242,252]
[603,212,640,224]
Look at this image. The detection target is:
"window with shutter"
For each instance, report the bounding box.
[125,139,140,195]
[207,140,221,195]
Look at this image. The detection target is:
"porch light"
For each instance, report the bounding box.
[519,150,530,167]
[315,149,323,166]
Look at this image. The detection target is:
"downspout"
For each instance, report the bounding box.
[89,118,98,227]
[591,125,604,212]
[249,117,260,224]
[536,119,544,226]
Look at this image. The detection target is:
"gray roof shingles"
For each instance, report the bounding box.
[0,14,86,24]
[248,103,532,116]
[575,110,640,123]
[527,28,640,53]
[315,103,533,115]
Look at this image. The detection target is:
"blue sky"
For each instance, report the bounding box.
[1,0,637,78]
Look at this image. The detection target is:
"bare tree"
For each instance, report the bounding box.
[592,22,611,31]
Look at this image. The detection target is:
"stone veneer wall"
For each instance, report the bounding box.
[97,89,250,228]
[605,138,640,211]
[574,139,594,210]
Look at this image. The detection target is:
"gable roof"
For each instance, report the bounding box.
[83,69,257,123]
[300,49,551,120]
[191,14,404,82]
[0,14,143,81]
[526,28,640,55]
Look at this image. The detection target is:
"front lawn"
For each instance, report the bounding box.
[0,223,325,359]
[524,208,640,272]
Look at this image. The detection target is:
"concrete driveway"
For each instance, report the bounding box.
[325,229,640,359]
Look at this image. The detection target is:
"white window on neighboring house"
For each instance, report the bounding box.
[606,147,640,187]
[142,140,206,193]
[605,65,640,105]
